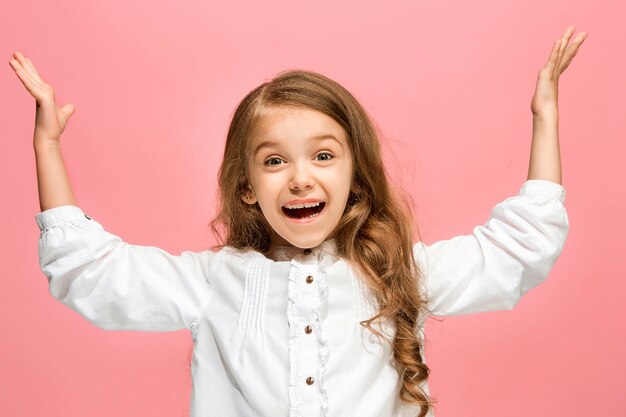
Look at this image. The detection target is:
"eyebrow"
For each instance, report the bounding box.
[253,134,341,156]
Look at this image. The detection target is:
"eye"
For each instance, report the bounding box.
[316,152,334,162]
[263,156,284,166]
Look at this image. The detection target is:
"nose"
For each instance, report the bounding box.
[288,163,315,191]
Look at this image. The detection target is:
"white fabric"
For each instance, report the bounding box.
[35,179,569,417]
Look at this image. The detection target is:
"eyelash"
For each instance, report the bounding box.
[263,152,334,166]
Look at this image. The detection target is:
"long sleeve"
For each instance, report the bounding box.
[413,179,569,316]
[35,205,215,331]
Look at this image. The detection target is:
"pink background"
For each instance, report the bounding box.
[2,0,624,416]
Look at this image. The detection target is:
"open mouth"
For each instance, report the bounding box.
[281,202,326,219]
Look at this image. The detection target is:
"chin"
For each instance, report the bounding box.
[281,234,327,249]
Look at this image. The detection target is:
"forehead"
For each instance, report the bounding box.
[250,106,348,151]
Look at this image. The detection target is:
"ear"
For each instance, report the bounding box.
[241,187,258,205]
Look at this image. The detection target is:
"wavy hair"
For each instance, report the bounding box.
[209,69,435,416]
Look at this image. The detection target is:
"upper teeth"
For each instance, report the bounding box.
[284,201,322,209]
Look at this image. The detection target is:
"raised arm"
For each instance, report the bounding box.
[412,27,585,316]
[12,52,215,332]
[527,26,587,185]
[9,51,78,211]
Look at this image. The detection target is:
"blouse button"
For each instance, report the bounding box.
[303,248,312,255]
[306,275,314,284]
[304,325,313,334]
[306,376,315,385]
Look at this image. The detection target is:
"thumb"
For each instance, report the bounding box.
[60,103,76,122]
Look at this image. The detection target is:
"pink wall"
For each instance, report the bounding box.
[2,0,623,416]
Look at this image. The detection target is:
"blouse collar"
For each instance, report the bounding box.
[268,238,338,262]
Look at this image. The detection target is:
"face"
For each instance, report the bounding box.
[242,106,354,249]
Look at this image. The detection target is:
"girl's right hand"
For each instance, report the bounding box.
[9,52,76,148]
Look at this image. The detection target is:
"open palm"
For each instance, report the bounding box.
[9,52,76,146]
[531,26,588,117]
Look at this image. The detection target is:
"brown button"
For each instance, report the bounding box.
[303,248,312,255]
[306,275,314,284]
[304,325,313,334]
[306,376,314,385]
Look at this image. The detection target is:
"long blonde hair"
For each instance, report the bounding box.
[209,69,435,416]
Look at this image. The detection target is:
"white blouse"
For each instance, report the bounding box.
[35,179,569,417]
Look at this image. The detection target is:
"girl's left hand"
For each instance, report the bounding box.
[530,26,587,117]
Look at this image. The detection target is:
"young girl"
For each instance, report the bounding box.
[11,26,586,417]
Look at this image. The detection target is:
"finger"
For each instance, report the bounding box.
[559,32,587,74]
[544,38,561,76]
[555,36,568,71]
[561,25,576,38]
[25,57,42,78]
[557,27,575,64]
[553,27,574,78]
[560,49,578,73]
[61,103,76,120]
[9,57,40,93]
[14,52,43,87]
[561,44,581,73]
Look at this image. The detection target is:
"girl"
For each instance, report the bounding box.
[11,26,586,417]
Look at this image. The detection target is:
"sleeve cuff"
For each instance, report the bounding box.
[35,205,91,232]
[519,179,566,203]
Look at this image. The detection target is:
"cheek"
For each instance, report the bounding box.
[250,171,275,192]
[253,176,286,210]
[338,165,354,192]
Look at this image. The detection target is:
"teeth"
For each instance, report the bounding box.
[283,201,322,209]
